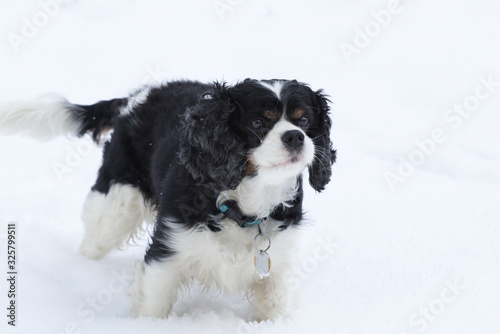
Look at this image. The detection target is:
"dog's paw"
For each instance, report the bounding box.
[78,238,108,260]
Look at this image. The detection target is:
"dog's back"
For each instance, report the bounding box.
[0,80,209,195]
[0,80,212,259]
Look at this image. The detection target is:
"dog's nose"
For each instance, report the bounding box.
[281,130,305,150]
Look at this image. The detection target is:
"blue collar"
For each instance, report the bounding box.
[219,200,267,228]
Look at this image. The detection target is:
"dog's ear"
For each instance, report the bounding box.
[178,82,246,192]
[307,90,336,192]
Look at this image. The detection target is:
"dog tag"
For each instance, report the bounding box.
[255,250,271,279]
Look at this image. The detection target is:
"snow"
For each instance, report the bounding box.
[1,0,499,333]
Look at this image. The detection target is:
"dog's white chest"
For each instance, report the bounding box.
[172,220,296,293]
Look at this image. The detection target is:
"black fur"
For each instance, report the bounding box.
[69,79,335,264]
[72,98,128,142]
[308,90,336,192]
[271,175,304,230]
[177,82,247,192]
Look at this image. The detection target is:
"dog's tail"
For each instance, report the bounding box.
[0,94,127,143]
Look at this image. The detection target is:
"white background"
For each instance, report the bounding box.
[0,0,499,333]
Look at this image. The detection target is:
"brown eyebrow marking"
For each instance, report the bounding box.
[263,110,280,119]
[292,108,305,119]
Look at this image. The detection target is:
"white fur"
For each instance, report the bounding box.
[131,216,300,320]
[0,94,79,140]
[259,80,284,100]
[218,173,298,218]
[79,184,155,260]
[120,87,152,116]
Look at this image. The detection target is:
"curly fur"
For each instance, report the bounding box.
[308,90,337,192]
[178,83,247,192]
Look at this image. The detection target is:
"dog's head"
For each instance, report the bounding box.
[178,79,336,193]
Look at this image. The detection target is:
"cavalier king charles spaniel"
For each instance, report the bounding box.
[0,79,336,320]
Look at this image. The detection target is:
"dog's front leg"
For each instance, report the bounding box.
[251,272,292,321]
[130,259,184,318]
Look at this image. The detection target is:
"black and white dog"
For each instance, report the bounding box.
[0,79,336,320]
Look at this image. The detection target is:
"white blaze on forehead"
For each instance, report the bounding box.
[258,80,285,100]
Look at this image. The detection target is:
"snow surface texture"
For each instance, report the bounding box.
[1,0,499,333]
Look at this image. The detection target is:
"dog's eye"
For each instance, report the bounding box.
[298,116,309,127]
[251,119,263,129]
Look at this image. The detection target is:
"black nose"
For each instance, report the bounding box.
[281,130,305,150]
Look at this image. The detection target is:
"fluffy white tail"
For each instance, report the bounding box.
[0,94,79,140]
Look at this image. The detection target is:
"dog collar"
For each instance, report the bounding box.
[219,200,267,228]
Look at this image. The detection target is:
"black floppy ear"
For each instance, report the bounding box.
[308,90,336,192]
[178,82,246,192]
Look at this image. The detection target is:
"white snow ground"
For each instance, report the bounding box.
[1,0,499,333]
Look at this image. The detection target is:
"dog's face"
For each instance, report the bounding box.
[229,80,318,184]
[178,79,336,192]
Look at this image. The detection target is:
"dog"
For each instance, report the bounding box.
[0,78,336,320]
